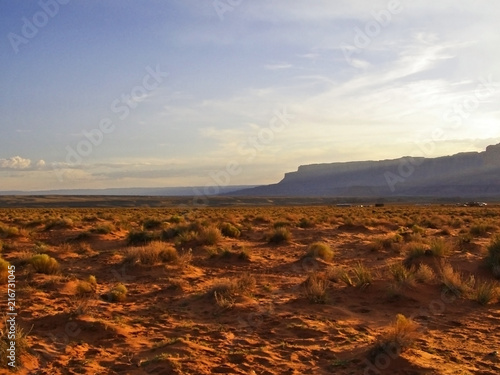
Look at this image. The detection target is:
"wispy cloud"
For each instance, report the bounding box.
[0,156,46,171]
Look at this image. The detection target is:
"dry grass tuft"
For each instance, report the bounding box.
[30,254,60,275]
[267,227,291,244]
[306,242,334,261]
[125,241,178,265]
[370,314,420,361]
[439,262,474,297]
[303,272,329,303]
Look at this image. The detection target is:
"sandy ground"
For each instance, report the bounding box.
[0,205,499,374]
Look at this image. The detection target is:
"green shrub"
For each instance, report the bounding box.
[30,254,60,274]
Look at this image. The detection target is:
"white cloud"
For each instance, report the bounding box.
[0,156,47,171]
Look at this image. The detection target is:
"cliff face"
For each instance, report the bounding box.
[232,143,500,197]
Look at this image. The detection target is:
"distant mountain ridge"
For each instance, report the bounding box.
[231,143,500,198]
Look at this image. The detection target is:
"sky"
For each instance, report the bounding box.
[1,0,500,191]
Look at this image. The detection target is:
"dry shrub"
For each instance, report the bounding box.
[211,273,256,308]
[428,238,453,257]
[486,234,500,278]
[76,275,97,296]
[197,226,222,246]
[267,227,291,244]
[370,314,420,360]
[303,272,329,303]
[388,262,415,288]
[219,222,241,238]
[473,280,498,305]
[0,320,30,368]
[306,242,334,261]
[30,254,60,275]
[440,262,474,297]
[414,264,435,283]
[106,283,127,302]
[125,241,178,265]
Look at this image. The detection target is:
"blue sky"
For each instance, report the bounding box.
[1,0,499,191]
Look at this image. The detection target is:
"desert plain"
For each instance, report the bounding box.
[1,203,500,374]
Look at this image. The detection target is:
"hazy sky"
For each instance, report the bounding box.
[1,0,499,191]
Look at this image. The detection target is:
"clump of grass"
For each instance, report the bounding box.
[370,314,420,361]
[473,280,498,305]
[298,217,315,228]
[143,219,163,230]
[306,242,334,261]
[211,273,256,308]
[486,234,500,278]
[0,224,20,238]
[219,222,241,238]
[91,224,115,234]
[470,223,493,237]
[440,262,474,297]
[238,248,251,261]
[352,262,373,288]
[127,230,155,246]
[197,226,222,246]
[44,217,73,231]
[388,262,415,288]
[30,254,60,275]
[267,227,291,244]
[76,275,97,296]
[403,242,428,267]
[428,238,453,257]
[106,283,128,302]
[125,241,178,265]
[303,272,329,303]
[414,264,435,283]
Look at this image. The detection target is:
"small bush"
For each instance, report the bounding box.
[125,241,178,265]
[77,275,97,296]
[388,262,415,288]
[352,262,373,288]
[303,272,329,303]
[106,283,127,302]
[306,242,334,261]
[44,218,73,231]
[30,254,60,275]
[403,242,427,267]
[414,264,435,283]
[127,230,155,246]
[267,227,291,244]
[370,314,420,361]
[211,273,256,307]
[298,217,315,228]
[428,238,453,257]
[91,224,114,234]
[220,222,241,238]
[440,262,474,297]
[486,234,500,277]
[143,219,163,230]
[197,226,222,246]
[0,224,20,238]
[473,280,498,305]
[470,223,493,237]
